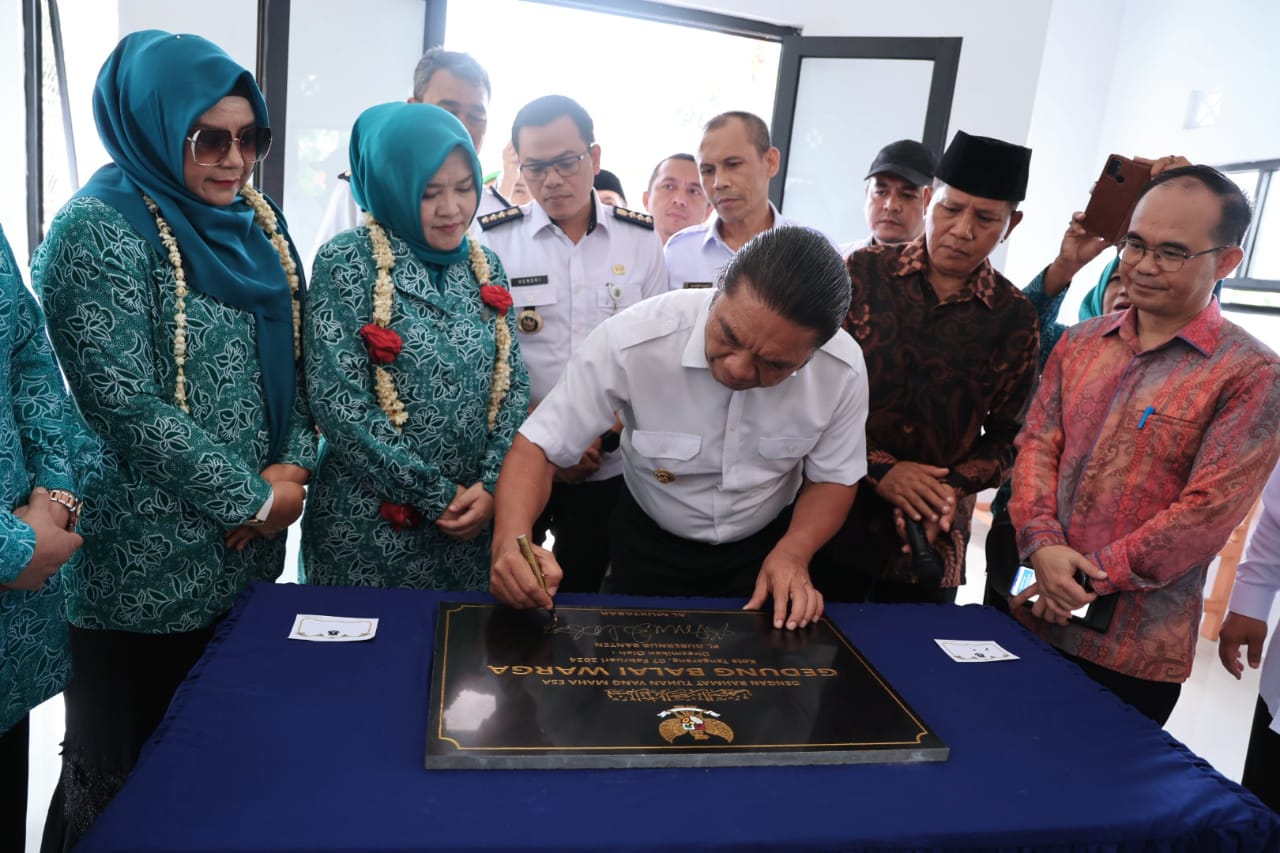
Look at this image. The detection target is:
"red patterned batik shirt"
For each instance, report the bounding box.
[1011,300,1280,681]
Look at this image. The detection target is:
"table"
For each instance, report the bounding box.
[79,583,1280,852]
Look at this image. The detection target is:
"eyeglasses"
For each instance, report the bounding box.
[1115,238,1231,273]
[186,127,273,167]
[518,151,589,182]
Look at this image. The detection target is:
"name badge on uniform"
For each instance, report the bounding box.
[682,281,713,290]
[511,275,550,288]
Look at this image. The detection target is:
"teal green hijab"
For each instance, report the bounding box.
[348,102,482,267]
[1078,257,1121,321]
[75,30,296,462]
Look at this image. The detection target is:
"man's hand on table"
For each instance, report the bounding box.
[745,546,823,631]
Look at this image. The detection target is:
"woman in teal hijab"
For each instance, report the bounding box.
[302,102,529,591]
[1078,257,1126,321]
[33,31,318,846]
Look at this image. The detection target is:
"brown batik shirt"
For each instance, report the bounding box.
[828,237,1040,587]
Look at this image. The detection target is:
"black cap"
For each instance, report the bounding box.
[594,169,626,203]
[935,130,1032,202]
[864,140,937,187]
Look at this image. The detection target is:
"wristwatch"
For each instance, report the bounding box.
[46,489,82,531]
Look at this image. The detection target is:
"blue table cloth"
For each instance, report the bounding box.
[79,583,1280,852]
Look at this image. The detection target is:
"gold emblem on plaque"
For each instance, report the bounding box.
[653,468,676,484]
[657,707,734,743]
[516,308,543,334]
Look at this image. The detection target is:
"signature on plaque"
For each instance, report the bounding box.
[550,620,735,643]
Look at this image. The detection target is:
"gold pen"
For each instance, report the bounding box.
[515,534,556,622]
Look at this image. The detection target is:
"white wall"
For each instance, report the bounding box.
[664,0,1054,268]
[1003,0,1125,292]
[1010,0,1280,347]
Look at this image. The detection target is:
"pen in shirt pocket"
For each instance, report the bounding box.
[1138,406,1155,429]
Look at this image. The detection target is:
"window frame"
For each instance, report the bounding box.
[1218,158,1280,315]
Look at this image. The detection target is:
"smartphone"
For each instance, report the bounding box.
[1009,566,1089,619]
[1009,565,1116,632]
[1081,155,1153,242]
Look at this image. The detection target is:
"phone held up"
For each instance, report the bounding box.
[1008,565,1117,633]
[1080,154,1153,243]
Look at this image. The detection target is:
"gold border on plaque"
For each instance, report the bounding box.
[433,604,934,753]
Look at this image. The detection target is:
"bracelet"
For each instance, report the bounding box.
[47,489,82,531]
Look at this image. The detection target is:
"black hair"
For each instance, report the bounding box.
[412,48,491,101]
[647,153,696,191]
[702,112,771,154]
[721,227,851,343]
[1135,164,1253,246]
[510,95,594,153]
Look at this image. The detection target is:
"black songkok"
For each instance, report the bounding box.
[935,130,1031,202]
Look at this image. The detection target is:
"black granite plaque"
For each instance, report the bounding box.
[425,603,947,769]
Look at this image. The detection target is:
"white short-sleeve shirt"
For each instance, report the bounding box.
[477,192,668,481]
[663,202,826,291]
[519,289,869,543]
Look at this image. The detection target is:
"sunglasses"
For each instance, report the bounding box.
[185,127,273,167]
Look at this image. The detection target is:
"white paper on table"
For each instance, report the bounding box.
[934,639,1019,663]
[288,614,379,642]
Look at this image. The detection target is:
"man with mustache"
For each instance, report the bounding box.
[643,153,711,246]
[490,227,867,632]
[812,131,1039,605]
[848,140,936,252]
[664,111,821,290]
[477,94,667,595]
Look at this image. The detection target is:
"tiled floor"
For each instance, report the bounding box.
[22,521,1273,850]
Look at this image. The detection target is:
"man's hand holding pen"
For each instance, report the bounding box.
[490,533,561,614]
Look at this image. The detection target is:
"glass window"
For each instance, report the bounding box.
[1247,183,1280,281]
[282,0,426,262]
[445,0,781,215]
[36,0,258,236]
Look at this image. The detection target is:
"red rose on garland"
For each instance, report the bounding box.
[359,323,402,364]
[379,501,422,531]
[479,285,513,315]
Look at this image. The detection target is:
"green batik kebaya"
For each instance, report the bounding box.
[33,30,317,632]
[0,224,88,732]
[35,198,318,632]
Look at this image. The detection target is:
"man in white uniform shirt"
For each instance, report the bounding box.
[478,94,667,594]
[490,227,868,631]
[312,48,507,249]
[664,111,815,289]
[1219,462,1280,811]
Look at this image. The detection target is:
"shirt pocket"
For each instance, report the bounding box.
[757,434,820,461]
[630,429,703,476]
[597,280,642,311]
[1134,410,1203,485]
[508,277,558,307]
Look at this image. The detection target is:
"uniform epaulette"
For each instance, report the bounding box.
[478,206,524,231]
[612,206,654,230]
